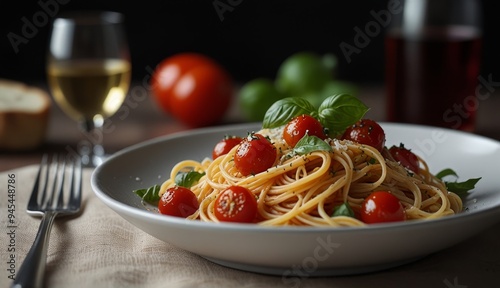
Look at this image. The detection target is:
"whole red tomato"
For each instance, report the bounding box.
[151,53,233,127]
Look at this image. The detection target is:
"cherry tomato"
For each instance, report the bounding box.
[234,133,276,176]
[158,186,199,218]
[341,119,386,152]
[283,114,327,147]
[212,135,243,159]
[214,186,258,223]
[389,144,420,173]
[360,191,406,224]
[151,53,233,127]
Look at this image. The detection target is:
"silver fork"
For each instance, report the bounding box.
[11,154,82,288]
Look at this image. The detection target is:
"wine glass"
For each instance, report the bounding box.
[385,0,482,131]
[47,11,131,167]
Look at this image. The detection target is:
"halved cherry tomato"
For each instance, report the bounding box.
[158,186,199,218]
[214,185,258,223]
[212,135,243,159]
[341,119,386,152]
[389,144,420,173]
[151,53,233,127]
[283,114,327,147]
[234,133,276,176]
[360,191,406,224]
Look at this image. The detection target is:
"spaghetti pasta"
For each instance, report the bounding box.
[158,127,463,227]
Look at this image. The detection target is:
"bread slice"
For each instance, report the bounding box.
[0,79,51,151]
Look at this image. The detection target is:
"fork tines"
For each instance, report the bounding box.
[28,154,82,216]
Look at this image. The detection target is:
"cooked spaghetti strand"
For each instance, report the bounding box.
[157,129,462,226]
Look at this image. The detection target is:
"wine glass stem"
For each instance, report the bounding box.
[78,118,105,167]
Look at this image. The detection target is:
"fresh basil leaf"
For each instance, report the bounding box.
[445,178,481,198]
[318,94,369,137]
[262,97,316,128]
[436,168,481,197]
[175,171,205,188]
[435,168,458,179]
[332,202,355,217]
[293,135,332,155]
[133,184,161,204]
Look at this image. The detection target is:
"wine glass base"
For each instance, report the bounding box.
[78,139,106,168]
[81,154,106,168]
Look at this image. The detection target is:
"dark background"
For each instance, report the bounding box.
[1,0,499,86]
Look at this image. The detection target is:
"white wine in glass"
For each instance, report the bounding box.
[47,11,131,167]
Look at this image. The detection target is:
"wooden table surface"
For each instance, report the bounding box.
[2,83,500,172]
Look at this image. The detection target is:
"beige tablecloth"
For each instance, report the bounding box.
[1,165,499,288]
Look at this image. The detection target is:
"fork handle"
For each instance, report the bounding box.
[11,211,58,288]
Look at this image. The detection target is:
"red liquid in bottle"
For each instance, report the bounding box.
[385,26,482,131]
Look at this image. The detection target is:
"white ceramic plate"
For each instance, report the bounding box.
[91,123,500,276]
